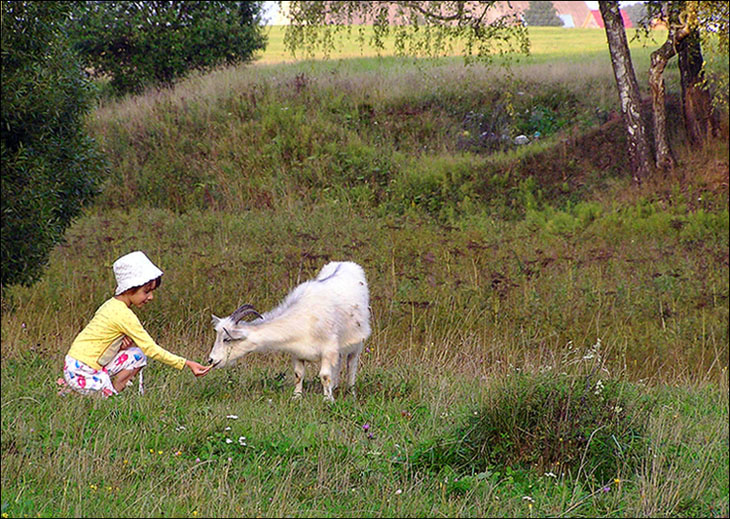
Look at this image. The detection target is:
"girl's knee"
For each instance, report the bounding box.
[128,346,148,365]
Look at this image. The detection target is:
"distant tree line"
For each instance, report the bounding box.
[1,1,267,288]
[523,1,563,27]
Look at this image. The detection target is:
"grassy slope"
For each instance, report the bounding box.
[1,27,728,518]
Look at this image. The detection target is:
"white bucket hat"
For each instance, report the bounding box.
[113,251,164,295]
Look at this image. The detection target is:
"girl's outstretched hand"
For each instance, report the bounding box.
[186,359,213,377]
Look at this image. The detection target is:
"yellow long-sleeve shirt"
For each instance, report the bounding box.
[67,297,186,371]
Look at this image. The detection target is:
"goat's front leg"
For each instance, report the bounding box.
[319,350,341,402]
[292,358,305,399]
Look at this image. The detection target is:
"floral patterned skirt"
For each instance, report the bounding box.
[63,346,147,397]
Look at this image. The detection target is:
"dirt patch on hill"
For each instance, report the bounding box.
[473,95,727,207]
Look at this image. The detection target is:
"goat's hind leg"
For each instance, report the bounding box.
[345,342,363,397]
[319,350,341,403]
[292,358,305,399]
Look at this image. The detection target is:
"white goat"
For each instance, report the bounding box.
[208,261,371,401]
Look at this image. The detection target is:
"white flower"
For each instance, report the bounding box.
[224,426,232,431]
[544,472,557,478]
[522,496,535,503]
[225,438,233,444]
[226,414,239,419]
[395,489,402,495]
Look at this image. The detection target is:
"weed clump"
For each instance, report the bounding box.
[411,341,649,483]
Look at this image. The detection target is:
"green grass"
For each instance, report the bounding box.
[2,27,728,518]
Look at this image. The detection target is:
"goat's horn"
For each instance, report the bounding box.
[231,304,263,323]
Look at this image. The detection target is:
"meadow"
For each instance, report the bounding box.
[1,26,728,517]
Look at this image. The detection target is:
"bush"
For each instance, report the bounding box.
[67,1,267,96]
[1,1,107,287]
[411,341,649,483]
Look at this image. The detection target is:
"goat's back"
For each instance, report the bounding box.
[270,261,370,346]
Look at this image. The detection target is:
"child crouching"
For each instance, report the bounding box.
[62,250,210,397]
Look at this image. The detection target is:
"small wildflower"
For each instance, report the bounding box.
[225,426,232,431]
[123,459,128,464]
[192,512,198,517]
[602,486,610,493]
[175,450,182,456]
[228,457,232,462]
[225,438,233,444]
[175,426,186,432]
[195,457,201,462]
[158,450,163,455]
[90,484,98,491]
[3,512,9,518]
[544,472,557,478]
[226,414,239,419]
[362,423,370,432]
[522,496,534,503]
[149,448,154,453]
[614,478,621,485]
[395,489,402,495]
[367,432,374,439]
[238,436,247,446]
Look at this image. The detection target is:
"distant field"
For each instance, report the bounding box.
[255,25,667,64]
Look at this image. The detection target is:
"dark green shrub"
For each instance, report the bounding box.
[67,1,268,96]
[1,1,107,287]
[411,344,649,483]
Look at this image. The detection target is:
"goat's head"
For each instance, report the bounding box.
[208,304,263,368]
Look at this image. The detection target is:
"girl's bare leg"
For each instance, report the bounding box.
[113,367,141,393]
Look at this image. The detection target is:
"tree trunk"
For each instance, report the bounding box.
[678,30,714,146]
[649,37,677,169]
[599,1,652,184]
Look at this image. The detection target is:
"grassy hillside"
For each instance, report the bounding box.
[1,28,728,517]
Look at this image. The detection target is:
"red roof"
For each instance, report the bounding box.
[590,9,633,29]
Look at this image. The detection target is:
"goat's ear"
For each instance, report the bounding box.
[211,314,221,326]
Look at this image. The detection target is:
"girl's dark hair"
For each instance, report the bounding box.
[125,276,162,294]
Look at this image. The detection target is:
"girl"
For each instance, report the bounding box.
[60,250,210,397]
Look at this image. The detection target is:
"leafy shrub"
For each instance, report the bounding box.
[411,341,649,483]
[1,1,107,287]
[67,1,267,96]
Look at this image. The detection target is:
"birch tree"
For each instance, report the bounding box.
[599,0,653,183]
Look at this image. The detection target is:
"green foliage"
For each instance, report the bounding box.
[1,1,107,288]
[283,1,530,63]
[623,2,648,26]
[411,342,649,483]
[67,1,267,95]
[523,1,564,27]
